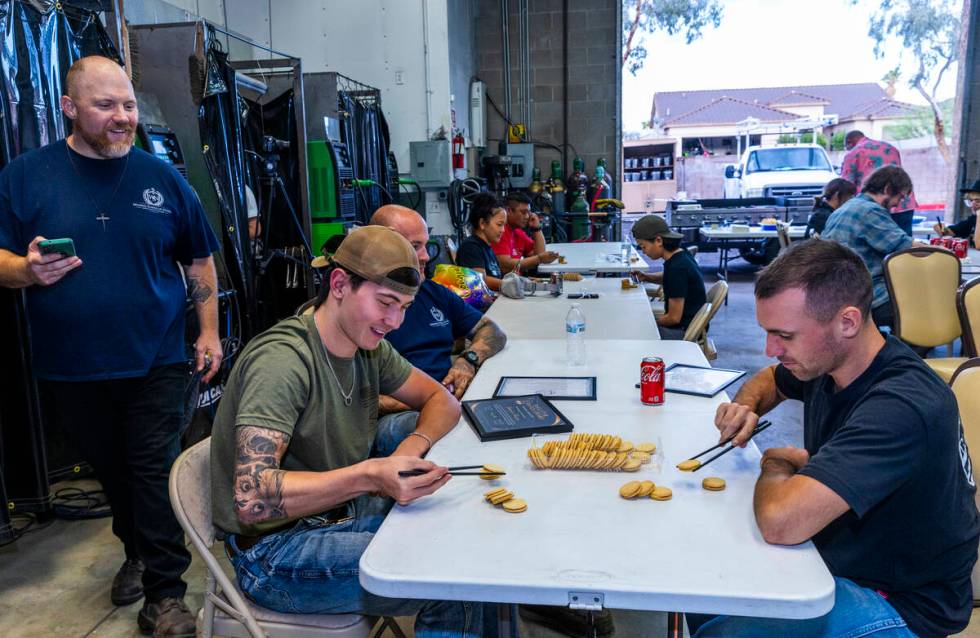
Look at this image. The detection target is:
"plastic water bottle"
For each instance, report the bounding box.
[565,303,587,366]
[621,241,630,265]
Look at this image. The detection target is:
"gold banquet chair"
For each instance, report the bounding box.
[169,438,403,638]
[884,247,967,381]
[957,277,980,359]
[682,302,713,357]
[948,359,980,603]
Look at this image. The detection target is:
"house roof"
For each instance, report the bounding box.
[652,83,915,128]
[664,96,801,127]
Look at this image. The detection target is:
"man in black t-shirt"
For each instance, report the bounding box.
[690,240,979,638]
[631,215,707,339]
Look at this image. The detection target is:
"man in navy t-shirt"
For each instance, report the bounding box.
[371,205,506,413]
[0,56,220,636]
[691,240,979,638]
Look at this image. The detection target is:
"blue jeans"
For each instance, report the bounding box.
[690,577,918,638]
[228,410,484,637]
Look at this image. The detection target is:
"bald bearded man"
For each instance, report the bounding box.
[370,205,506,413]
[0,55,219,636]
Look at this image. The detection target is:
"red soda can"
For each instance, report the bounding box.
[930,237,945,247]
[943,236,955,250]
[953,238,969,259]
[640,357,665,406]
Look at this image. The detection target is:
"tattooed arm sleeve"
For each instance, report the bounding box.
[233,426,290,525]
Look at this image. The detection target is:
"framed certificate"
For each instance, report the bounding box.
[461,394,575,442]
[493,376,597,401]
[664,363,745,397]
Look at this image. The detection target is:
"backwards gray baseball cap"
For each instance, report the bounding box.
[631,215,683,241]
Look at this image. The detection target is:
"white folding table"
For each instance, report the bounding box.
[699,226,807,280]
[360,340,835,634]
[485,277,660,341]
[537,242,648,274]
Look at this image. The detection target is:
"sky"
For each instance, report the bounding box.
[622,0,962,132]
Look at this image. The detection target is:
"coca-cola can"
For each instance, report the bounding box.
[930,237,945,247]
[640,357,665,406]
[953,238,969,259]
[943,236,955,250]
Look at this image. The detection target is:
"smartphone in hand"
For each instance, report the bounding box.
[38,238,76,258]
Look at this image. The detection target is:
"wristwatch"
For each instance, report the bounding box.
[460,350,481,370]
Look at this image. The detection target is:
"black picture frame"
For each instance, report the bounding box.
[461,394,576,442]
[663,363,745,397]
[492,376,597,401]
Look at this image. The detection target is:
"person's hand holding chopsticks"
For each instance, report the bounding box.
[371,456,451,506]
[715,401,761,448]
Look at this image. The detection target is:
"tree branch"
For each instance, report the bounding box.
[622,0,646,67]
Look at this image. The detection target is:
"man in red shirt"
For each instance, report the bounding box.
[841,130,918,213]
[492,192,558,274]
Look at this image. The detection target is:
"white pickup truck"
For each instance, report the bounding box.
[723,144,836,199]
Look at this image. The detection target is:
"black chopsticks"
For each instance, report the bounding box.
[679,420,772,472]
[398,465,505,478]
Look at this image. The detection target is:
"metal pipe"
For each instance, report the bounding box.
[501,0,512,123]
[521,0,531,134]
[562,0,568,172]
[422,0,433,138]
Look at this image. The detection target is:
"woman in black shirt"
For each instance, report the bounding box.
[806,178,856,238]
[456,193,507,291]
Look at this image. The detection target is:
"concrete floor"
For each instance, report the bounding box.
[1,247,978,637]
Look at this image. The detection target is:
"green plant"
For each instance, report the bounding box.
[777,134,798,144]
[798,132,828,147]
[831,131,846,151]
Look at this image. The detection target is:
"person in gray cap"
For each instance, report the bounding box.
[209,225,484,636]
[632,214,707,339]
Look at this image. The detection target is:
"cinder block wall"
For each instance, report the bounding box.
[474,0,621,196]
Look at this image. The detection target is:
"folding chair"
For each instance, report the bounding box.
[169,438,405,638]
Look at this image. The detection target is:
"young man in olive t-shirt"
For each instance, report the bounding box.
[209,226,483,636]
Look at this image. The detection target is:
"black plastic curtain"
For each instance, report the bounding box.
[338,91,396,223]
[0,0,116,534]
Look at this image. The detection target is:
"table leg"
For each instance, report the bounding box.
[667,611,684,637]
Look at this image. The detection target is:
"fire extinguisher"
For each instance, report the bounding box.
[452,131,465,171]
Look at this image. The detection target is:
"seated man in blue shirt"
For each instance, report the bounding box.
[821,165,927,329]
[689,240,979,638]
[371,205,506,414]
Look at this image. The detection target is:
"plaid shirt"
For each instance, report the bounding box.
[822,194,913,308]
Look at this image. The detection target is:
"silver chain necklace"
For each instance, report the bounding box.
[312,313,356,407]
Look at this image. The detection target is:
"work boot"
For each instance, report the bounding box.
[110,558,145,606]
[519,604,615,637]
[138,597,196,637]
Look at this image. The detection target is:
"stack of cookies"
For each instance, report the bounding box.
[527,433,657,472]
[484,487,527,513]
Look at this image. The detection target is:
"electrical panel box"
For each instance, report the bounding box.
[409,141,452,189]
[500,142,534,188]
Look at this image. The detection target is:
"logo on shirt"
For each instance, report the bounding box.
[429,306,449,327]
[959,422,975,488]
[133,187,172,215]
[143,188,164,207]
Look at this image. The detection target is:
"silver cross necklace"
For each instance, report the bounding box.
[65,141,130,231]
[312,313,356,407]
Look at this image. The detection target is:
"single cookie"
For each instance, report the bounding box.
[676,459,701,472]
[481,464,505,479]
[702,477,726,491]
[650,486,673,501]
[637,480,655,497]
[619,481,642,499]
[502,498,527,513]
[623,458,642,472]
[635,443,657,454]
[633,452,652,464]
[617,440,634,453]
